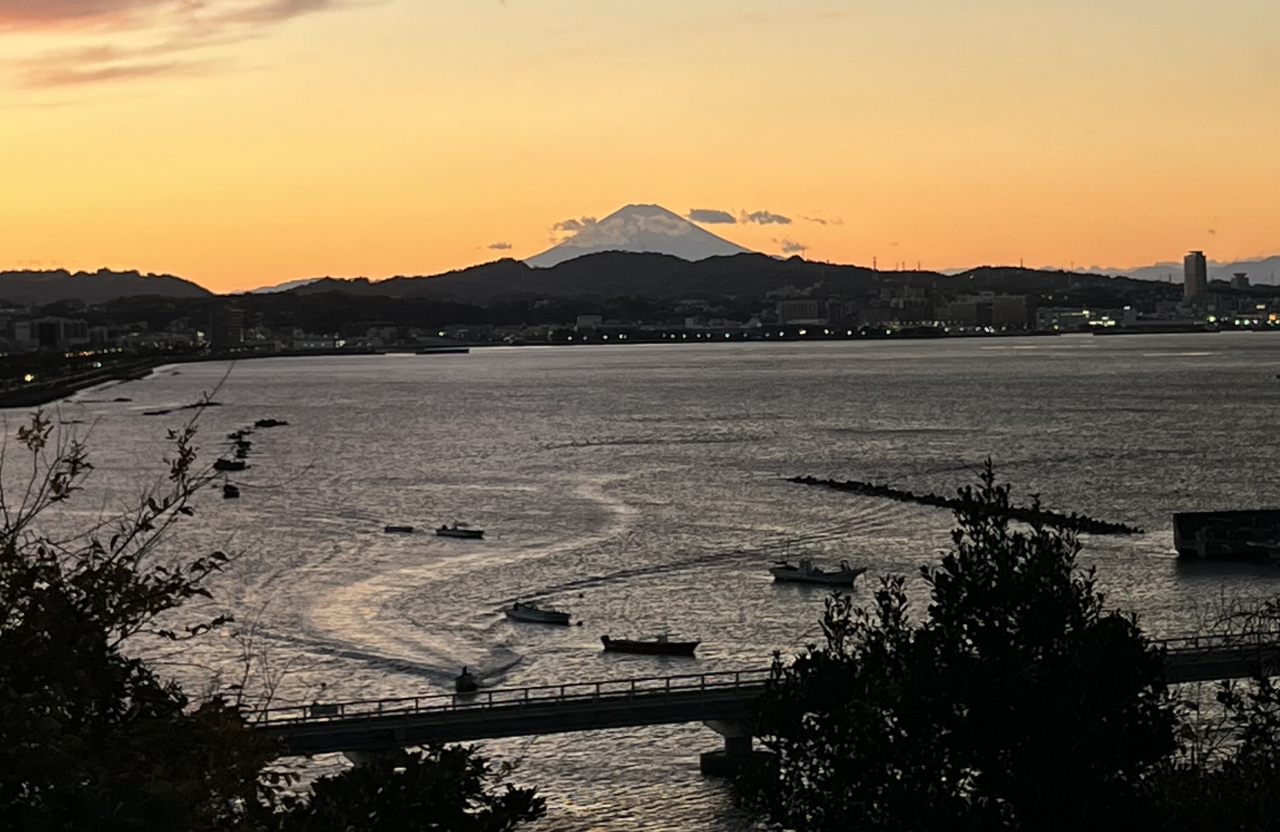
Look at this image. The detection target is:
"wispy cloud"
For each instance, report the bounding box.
[10,39,224,86]
[0,0,153,28]
[551,213,692,248]
[551,217,588,235]
[487,241,512,250]
[686,208,736,224]
[741,209,791,225]
[800,215,843,226]
[777,238,807,254]
[219,0,339,25]
[1,0,356,87]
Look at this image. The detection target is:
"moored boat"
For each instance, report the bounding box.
[222,483,240,499]
[213,458,247,472]
[770,557,866,586]
[384,525,415,534]
[601,635,698,656]
[454,667,478,693]
[504,601,571,625]
[1174,510,1280,561]
[437,523,484,539]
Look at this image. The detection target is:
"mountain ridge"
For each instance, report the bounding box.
[282,251,1170,305]
[0,268,213,306]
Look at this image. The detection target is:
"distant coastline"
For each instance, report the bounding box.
[0,325,1269,411]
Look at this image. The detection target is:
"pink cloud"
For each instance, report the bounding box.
[1,0,353,86]
[0,0,169,28]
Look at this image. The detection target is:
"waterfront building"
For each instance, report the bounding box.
[13,317,90,351]
[776,298,824,325]
[992,295,1032,329]
[1183,251,1207,302]
[210,305,245,350]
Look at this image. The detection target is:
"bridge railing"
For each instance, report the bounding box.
[257,668,773,727]
[1154,630,1280,655]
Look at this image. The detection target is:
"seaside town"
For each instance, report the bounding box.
[4,251,1278,359]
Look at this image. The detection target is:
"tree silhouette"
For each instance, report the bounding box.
[741,462,1176,831]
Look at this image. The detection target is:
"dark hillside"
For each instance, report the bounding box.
[0,269,212,306]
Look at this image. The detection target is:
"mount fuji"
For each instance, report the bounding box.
[525,204,753,268]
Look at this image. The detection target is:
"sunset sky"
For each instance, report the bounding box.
[2,0,1277,293]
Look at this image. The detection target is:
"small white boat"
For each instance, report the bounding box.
[770,557,867,586]
[503,601,571,626]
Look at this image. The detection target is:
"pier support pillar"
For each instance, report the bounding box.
[343,750,376,768]
[700,720,766,776]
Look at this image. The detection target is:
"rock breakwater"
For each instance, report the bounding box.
[787,475,1144,536]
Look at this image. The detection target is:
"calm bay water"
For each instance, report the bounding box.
[24,333,1280,831]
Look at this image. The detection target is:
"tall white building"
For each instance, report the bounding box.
[1183,251,1207,302]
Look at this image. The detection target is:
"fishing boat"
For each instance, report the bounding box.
[213,458,247,472]
[504,601,571,625]
[222,483,240,499]
[454,667,478,693]
[770,558,867,586]
[437,523,484,539]
[384,525,415,534]
[601,635,698,656]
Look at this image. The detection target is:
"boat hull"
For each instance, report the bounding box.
[770,566,867,586]
[437,528,484,539]
[504,605,571,625]
[601,636,698,656]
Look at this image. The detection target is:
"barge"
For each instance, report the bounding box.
[1173,510,1280,561]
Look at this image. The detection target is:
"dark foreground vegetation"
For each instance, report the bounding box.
[742,464,1280,831]
[0,409,544,831]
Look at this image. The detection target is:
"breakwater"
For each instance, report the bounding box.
[787,476,1144,535]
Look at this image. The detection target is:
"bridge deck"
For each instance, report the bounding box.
[257,633,1280,756]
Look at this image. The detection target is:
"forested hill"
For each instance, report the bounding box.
[1,256,1183,308]
[0,269,212,306]
[288,252,1170,304]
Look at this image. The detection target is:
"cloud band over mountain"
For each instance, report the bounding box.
[685,207,796,226]
[686,208,737,224]
[741,210,791,225]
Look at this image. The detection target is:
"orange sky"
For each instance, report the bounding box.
[2,0,1277,292]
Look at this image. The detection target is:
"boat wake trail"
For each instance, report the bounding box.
[526,549,762,598]
[542,431,771,451]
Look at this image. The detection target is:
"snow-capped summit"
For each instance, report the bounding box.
[525,204,753,268]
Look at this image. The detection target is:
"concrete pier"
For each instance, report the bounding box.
[255,635,1280,777]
